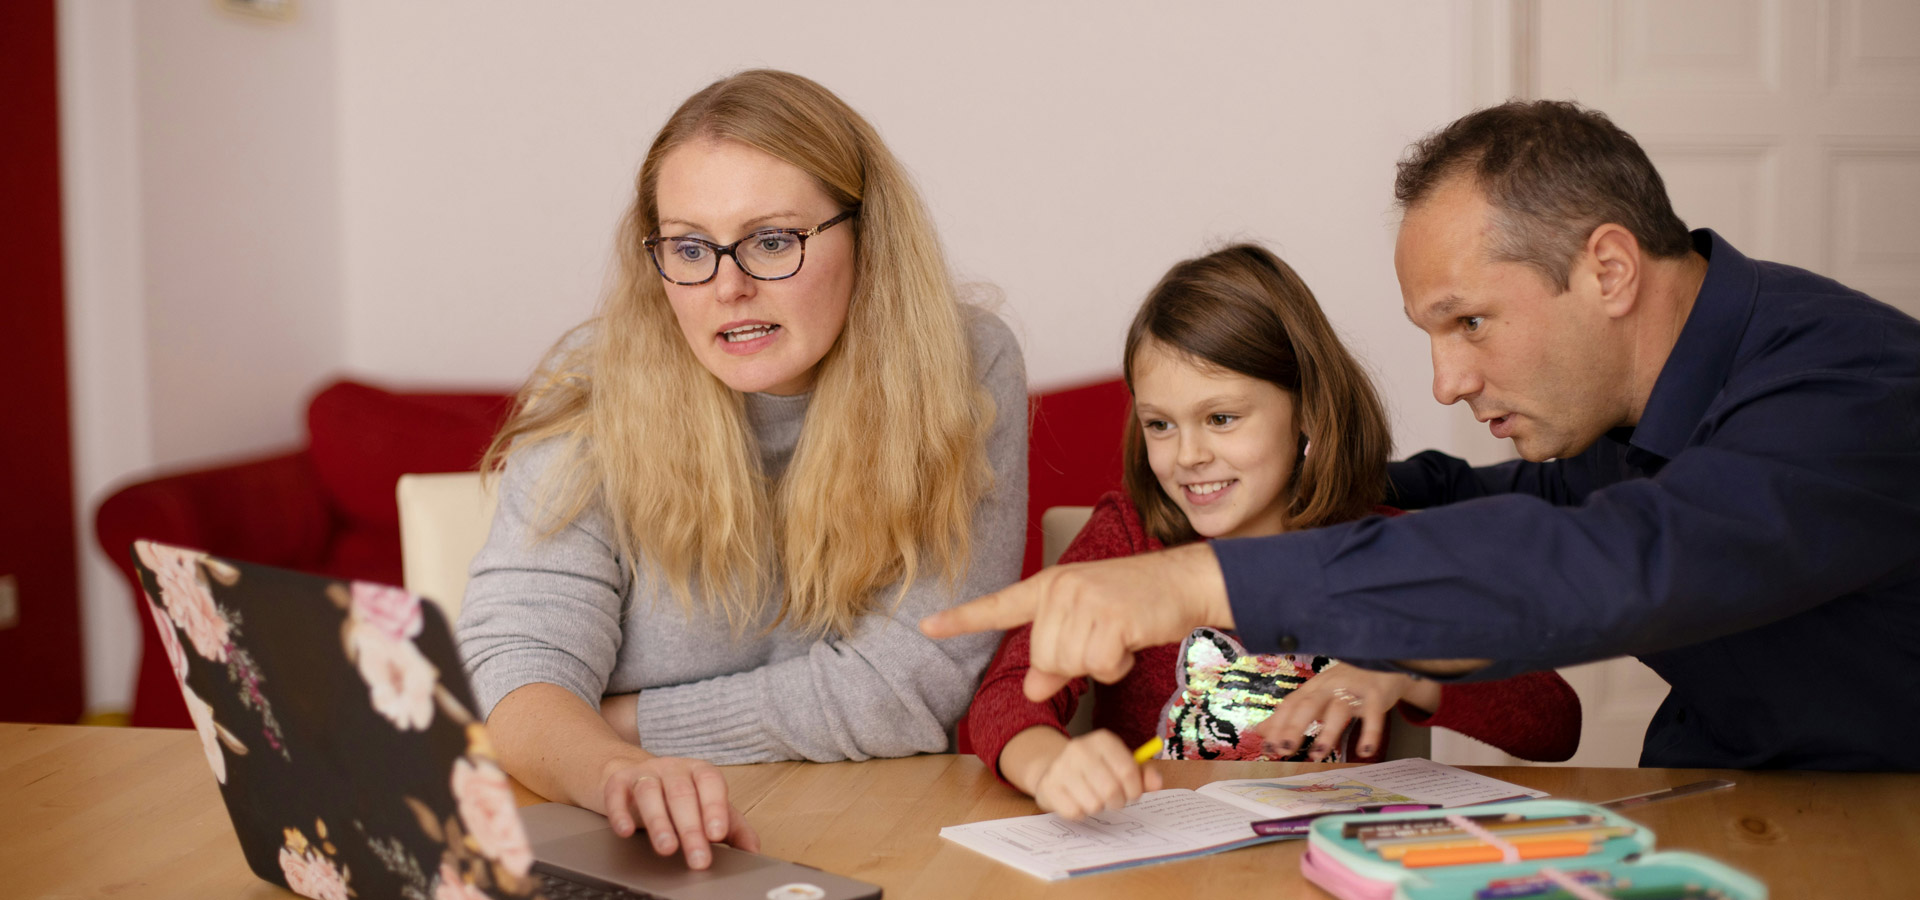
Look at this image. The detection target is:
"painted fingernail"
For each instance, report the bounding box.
[1277,740,1295,751]
[1360,744,1375,755]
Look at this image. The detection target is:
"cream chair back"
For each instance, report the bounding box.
[1040,506,1095,568]
[396,472,498,620]
[1039,506,1095,734]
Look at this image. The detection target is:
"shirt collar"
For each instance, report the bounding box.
[1626,228,1759,464]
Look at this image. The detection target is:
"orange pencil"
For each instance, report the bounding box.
[1400,839,1595,869]
[1379,827,1632,861]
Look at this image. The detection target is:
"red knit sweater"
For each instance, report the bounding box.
[967,492,1582,781]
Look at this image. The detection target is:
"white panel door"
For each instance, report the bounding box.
[1430,0,1920,768]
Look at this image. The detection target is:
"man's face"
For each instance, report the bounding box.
[1395,178,1630,462]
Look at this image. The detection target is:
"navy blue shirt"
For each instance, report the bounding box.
[1213,230,1920,770]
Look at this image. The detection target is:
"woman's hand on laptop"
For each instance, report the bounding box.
[601,754,760,870]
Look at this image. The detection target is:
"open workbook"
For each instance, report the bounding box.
[940,758,1546,881]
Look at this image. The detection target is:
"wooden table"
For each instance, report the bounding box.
[5,723,1917,898]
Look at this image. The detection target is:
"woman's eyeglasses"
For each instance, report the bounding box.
[644,208,858,286]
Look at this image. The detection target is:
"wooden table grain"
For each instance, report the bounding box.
[5,723,1916,899]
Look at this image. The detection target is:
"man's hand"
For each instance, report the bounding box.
[921,542,1235,701]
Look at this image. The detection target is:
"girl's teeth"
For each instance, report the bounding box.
[1189,480,1233,495]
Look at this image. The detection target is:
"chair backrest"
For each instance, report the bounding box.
[396,472,498,619]
[1037,506,1097,734]
[1040,506,1095,569]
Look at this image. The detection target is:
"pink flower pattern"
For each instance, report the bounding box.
[279,845,351,900]
[349,623,439,731]
[132,541,540,897]
[349,581,423,643]
[451,757,533,877]
[136,541,231,662]
[144,596,190,683]
[182,684,229,784]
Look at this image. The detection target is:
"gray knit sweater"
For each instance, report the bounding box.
[456,310,1026,764]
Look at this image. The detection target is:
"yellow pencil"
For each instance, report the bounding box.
[1133,737,1163,763]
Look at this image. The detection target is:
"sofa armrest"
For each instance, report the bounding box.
[95,449,335,728]
[95,449,334,571]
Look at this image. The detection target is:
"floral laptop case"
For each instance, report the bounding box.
[131,540,538,900]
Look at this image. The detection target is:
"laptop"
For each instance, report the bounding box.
[129,539,881,900]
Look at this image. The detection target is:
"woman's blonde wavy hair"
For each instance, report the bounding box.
[483,70,995,637]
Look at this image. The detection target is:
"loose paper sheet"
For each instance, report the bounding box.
[1198,757,1547,818]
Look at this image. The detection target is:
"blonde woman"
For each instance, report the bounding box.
[456,70,1025,869]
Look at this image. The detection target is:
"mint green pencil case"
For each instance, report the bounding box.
[1299,799,1767,900]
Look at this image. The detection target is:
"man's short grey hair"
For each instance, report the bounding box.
[1395,100,1694,292]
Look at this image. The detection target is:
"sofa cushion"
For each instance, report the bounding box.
[306,380,513,530]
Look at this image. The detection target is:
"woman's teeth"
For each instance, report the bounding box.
[1188,480,1233,495]
[723,324,778,342]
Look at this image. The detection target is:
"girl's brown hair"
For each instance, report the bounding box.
[1121,244,1391,545]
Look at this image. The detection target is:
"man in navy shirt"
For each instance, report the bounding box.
[926,101,1920,771]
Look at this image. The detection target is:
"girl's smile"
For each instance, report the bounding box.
[1131,338,1301,540]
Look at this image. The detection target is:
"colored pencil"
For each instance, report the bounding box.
[1401,839,1598,868]
[1356,814,1605,843]
[1378,827,1634,861]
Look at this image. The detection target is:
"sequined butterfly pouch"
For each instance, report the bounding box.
[1160,626,1339,761]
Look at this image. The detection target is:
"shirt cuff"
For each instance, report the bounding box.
[1212,533,1328,655]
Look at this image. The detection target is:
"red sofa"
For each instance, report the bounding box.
[98,377,1130,728]
[96,381,514,727]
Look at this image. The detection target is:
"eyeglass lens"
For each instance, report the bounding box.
[654,231,804,283]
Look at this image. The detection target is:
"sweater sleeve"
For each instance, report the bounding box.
[456,438,629,720]
[624,311,1028,764]
[1401,670,1583,762]
[965,492,1152,781]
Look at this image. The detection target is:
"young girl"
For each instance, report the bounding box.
[458,70,1024,868]
[966,244,1579,820]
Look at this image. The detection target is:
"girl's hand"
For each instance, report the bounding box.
[1252,663,1442,761]
[1031,729,1164,820]
[600,754,759,870]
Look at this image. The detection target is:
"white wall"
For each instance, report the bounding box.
[335,2,1479,462]
[65,0,1508,713]
[62,0,346,714]
[138,0,344,465]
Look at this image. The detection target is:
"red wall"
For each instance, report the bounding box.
[0,0,86,723]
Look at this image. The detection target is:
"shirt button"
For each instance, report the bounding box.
[1276,634,1299,652]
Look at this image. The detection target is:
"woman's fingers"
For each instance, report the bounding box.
[603,777,637,837]
[727,805,761,853]
[659,774,714,869]
[693,768,732,843]
[629,775,677,856]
